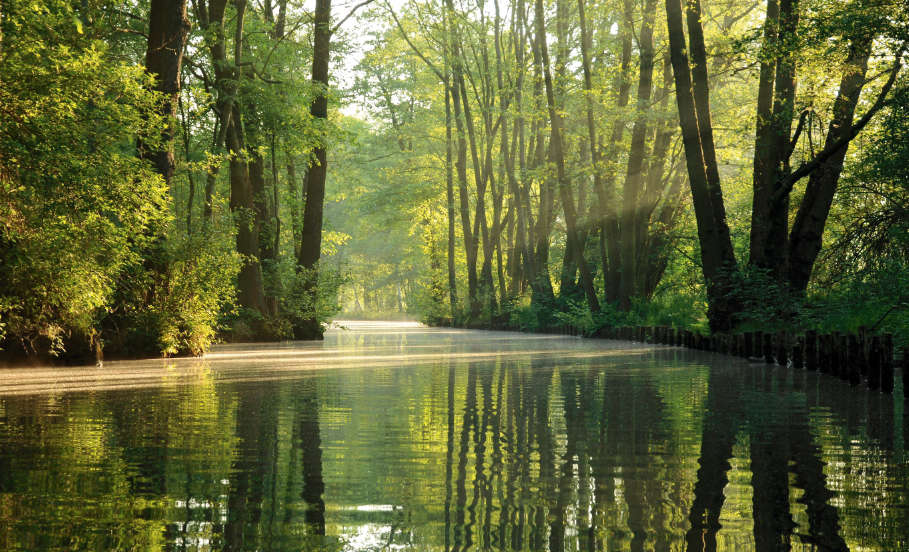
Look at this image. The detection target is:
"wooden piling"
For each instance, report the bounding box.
[776,331,788,366]
[763,332,774,364]
[882,333,894,393]
[793,336,804,369]
[847,332,861,385]
[868,335,881,390]
[668,328,676,346]
[805,330,818,371]
[818,334,831,374]
[902,347,909,400]
[830,332,842,377]
[858,325,869,376]
[837,334,847,379]
[743,332,753,358]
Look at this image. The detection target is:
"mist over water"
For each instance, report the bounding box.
[0,322,906,551]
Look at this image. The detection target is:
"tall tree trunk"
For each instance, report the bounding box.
[617,0,657,311]
[535,0,600,313]
[786,40,872,292]
[445,81,459,312]
[580,0,632,303]
[749,0,780,268]
[665,0,738,332]
[196,0,233,223]
[138,0,190,185]
[634,53,677,296]
[227,103,268,316]
[443,6,480,318]
[295,0,333,338]
[753,0,799,279]
[686,0,735,270]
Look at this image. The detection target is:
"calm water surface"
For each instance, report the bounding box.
[1,322,907,551]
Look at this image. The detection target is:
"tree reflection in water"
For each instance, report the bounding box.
[0,325,906,551]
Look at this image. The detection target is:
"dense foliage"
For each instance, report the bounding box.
[330,0,909,347]
[1,0,907,360]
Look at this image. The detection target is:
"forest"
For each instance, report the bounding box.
[1,0,907,360]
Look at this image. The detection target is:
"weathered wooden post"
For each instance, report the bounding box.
[868,335,881,390]
[805,330,818,371]
[830,332,842,377]
[882,333,894,393]
[793,336,804,369]
[763,332,774,364]
[902,347,909,400]
[818,334,831,374]
[743,332,753,358]
[694,332,702,350]
[776,331,788,366]
[668,328,676,346]
[858,325,869,376]
[847,332,861,385]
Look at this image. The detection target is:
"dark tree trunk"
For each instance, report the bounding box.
[665,0,738,332]
[749,0,780,267]
[250,149,272,262]
[617,0,657,311]
[295,0,332,338]
[786,40,871,292]
[753,0,799,279]
[197,0,233,223]
[445,81,459,312]
[444,7,480,317]
[535,0,600,313]
[287,159,301,257]
[227,103,268,315]
[138,0,190,184]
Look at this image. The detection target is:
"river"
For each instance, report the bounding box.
[0,321,906,551]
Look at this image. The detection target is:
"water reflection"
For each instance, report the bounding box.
[0,323,907,551]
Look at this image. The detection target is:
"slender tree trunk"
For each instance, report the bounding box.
[686,0,736,272]
[444,6,479,318]
[535,0,600,313]
[617,0,657,311]
[634,54,676,296]
[749,0,780,267]
[287,159,301,257]
[250,149,272,261]
[754,0,799,279]
[227,105,268,315]
[270,133,280,259]
[295,0,332,338]
[196,0,234,224]
[665,0,738,331]
[580,0,632,303]
[445,81,459,312]
[786,40,872,292]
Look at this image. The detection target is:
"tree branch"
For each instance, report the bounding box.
[331,0,375,34]
[772,53,904,205]
[383,0,446,82]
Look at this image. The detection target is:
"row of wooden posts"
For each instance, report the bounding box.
[454,321,906,396]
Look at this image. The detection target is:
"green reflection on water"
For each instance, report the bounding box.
[0,323,907,551]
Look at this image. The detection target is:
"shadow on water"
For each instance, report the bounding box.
[0,324,907,551]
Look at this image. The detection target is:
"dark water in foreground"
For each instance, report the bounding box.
[1,322,907,551]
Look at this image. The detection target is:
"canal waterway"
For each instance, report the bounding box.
[0,321,906,551]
